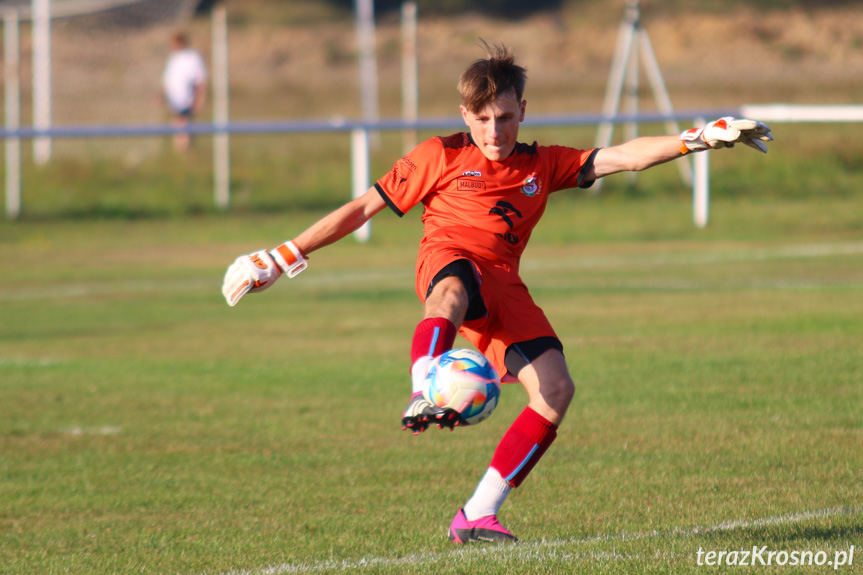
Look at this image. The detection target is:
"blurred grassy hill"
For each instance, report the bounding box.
[216,0,863,119]
[43,0,863,123]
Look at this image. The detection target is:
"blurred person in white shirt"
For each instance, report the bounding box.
[162,31,207,152]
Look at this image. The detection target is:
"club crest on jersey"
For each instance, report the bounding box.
[521,173,541,197]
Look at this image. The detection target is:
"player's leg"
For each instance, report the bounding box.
[451,340,573,544]
[402,259,485,433]
[172,109,192,151]
[506,342,574,426]
[401,275,464,433]
[422,274,469,322]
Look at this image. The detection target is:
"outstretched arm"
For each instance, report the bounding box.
[293,187,387,256]
[222,188,387,306]
[586,117,773,181]
[590,134,682,180]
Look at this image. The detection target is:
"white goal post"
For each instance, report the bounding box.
[690,104,863,228]
[740,104,863,123]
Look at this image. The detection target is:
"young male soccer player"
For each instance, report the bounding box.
[222,43,772,544]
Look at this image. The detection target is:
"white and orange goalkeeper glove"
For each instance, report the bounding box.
[222,240,307,307]
[680,117,773,154]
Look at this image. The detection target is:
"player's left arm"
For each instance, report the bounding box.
[586,117,773,180]
[589,134,681,180]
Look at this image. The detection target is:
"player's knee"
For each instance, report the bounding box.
[539,373,574,413]
[424,276,469,321]
[552,375,575,409]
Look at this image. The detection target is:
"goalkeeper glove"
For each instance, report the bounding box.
[680,117,773,154]
[222,240,307,307]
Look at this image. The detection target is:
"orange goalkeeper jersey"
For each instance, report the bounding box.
[375,132,598,269]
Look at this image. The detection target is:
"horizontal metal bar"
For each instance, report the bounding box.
[740,104,863,123]
[0,109,740,140]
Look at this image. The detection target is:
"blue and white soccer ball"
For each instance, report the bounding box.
[423,349,501,425]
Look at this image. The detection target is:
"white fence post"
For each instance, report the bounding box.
[401,1,418,153]
[356,0,379,145]
[351,127,371,242]
[212,2,230,210]
[4,10,21,219]
[31,0,51,164]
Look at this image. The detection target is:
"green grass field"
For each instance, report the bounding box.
[3,0,861,569]
[1,190,861,574]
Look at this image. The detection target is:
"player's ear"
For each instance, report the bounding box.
[459,105,470,126]
[519,100,526,122]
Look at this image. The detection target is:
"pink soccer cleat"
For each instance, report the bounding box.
[448,508,518,544]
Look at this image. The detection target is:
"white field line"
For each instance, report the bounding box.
[60,425,122,436]
[0,356,62,367]
[521,240,863,272]
[0,278,220,302]
[2,241,863,303]
[209,506,862,575]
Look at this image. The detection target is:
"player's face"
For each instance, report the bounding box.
[460,93,526,162]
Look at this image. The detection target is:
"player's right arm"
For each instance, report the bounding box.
[292,187,387,256]
[222,188,387,306]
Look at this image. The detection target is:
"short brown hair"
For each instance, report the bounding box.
[458,41,527,113]
[171,31,189,49]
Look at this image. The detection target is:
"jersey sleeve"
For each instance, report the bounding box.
[374,138,443,217]
[545,146,600,192]
[194,52,208,83]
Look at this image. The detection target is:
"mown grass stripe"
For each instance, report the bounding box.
[2,241,862,302]
[212,506,862,575]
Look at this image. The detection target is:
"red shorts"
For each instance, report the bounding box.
[416,248,558,378]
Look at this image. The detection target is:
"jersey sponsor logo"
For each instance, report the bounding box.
[458,178,486,191]
[489,201,522,245]
[401,156,418,172]
[461,170,482,177]
[388,164,409,188]
[387,170,400,186]
[521,173,542,197]
[390,156,418,188]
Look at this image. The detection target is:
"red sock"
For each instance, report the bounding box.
[490,407,558,488]
[410,318,457,364]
